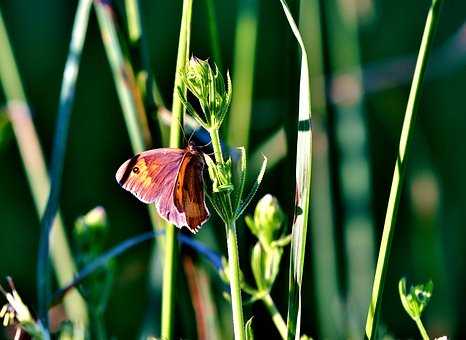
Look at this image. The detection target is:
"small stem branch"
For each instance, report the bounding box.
[364,1,444,338]
[415,317,430,340]
[262,293,287,340]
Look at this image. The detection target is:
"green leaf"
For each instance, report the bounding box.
[176,86,207,128]
[399,278,433,321]
[234,147,247,213]
[245,317,254,340]
[235,156,267,219]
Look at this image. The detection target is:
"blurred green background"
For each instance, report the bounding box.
[0,0,465,339]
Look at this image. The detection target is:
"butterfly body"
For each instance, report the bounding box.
[116,144,209,233]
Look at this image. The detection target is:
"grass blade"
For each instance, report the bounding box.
[0,3,91,328]
[124,0,170,144]
[278,1,313,339]
[34,0,92,327]
[94,1,171,336]
[94,0,150,153]
[364,1,444,338]
[227,0,258,149]
[162,0,193,338]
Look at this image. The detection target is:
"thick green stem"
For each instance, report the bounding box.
[210,128,224,164]
[364,1,443,338]
[161,0,192,338]
[262,294,287,339]
[209,127,245,340]
[225,220,246,340]
[415,317,430,340]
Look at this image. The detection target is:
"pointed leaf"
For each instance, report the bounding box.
[234,147,247,212]
[245,317,254,340]
[235,156,267,219]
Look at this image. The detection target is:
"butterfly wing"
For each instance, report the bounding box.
[115,148,185,204]
[172,152,210,233]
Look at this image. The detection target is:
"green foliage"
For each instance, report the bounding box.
[0,110,12,150]
[73,207,113,340]
[398,278,434,340]
[245,195,289,294]
[178,57,232,130]
[399,278,433,321]
[245,317,255,340]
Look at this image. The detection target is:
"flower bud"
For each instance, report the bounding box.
[253,195,285,243]
[74,206,108,253]
[180,56,232,129]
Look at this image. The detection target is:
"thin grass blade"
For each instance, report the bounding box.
[35,0,92,327]
[94,0,150,153]
[0,3,91,328]
[364,0,444,338]
[278,1,313,339]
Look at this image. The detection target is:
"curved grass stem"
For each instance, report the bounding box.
[364,1,444,338]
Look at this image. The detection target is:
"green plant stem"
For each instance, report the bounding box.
[161,0,192,338]
[262,294,287,339]
[364,1,444,338]
[225,219,245,340]
[415,317,430,340]
[209,127,245,340]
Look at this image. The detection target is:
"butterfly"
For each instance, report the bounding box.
[115,143,210,233]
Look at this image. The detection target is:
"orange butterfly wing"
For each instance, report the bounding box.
[116,148,186,203]
[174,151,210,233]
[116,147,210,233]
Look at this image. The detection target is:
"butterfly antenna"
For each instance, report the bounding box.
[197,139,213,149]
[187,127,197,145]
[173,116,188,145]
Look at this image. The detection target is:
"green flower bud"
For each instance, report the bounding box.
[250,242,282,291]
[180,56,232,130]
[74,206,108,254]
[253,194,285,244]
[399,278,433,320]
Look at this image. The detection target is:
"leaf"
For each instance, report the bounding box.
[399,277,434,321]
[245,317,255,340]
[177,86,207,128]
[234,147,247,212]
[235,156,267,219]
[278,1,313,339]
